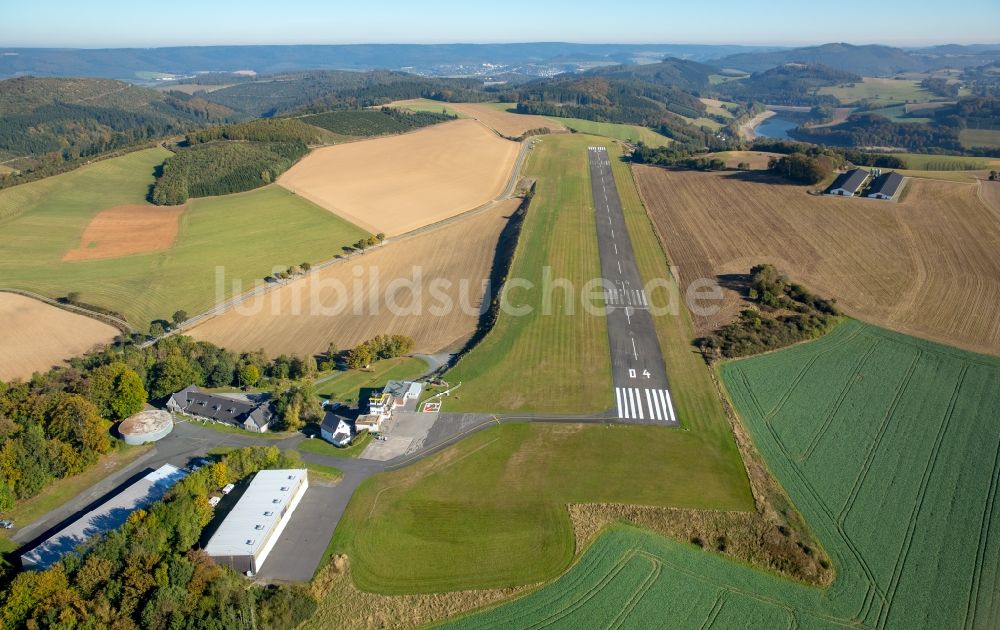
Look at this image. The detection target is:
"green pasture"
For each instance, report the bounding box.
[313,357,428,404]
[959,128,1000,150]
[549,116,674,147]
[818,77,934,105]
[0,148,369,328]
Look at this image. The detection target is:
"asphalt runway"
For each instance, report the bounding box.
[588,146,678,425]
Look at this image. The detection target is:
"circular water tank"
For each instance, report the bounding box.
[118,409,173,445]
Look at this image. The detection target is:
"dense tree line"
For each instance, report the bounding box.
[345,335,416,370]
[185,118,327,145]
[696,264,839,361]
[0,446,316,629]
[841,150,906,168]
[920,77,960,98]
[151,140,307,205]
[767,152,835,184]
[792,112,961,151]
[300,107,454,136]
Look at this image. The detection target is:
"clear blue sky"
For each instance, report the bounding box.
[3,0,998,48]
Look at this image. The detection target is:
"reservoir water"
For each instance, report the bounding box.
[754,116,797,140]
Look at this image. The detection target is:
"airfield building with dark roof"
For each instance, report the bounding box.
[826,169,869,196]
[867,171,905,200]
[166,385,273,432]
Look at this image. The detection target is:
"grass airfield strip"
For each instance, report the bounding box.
[447,321,1000,628]
[327,134,752,593]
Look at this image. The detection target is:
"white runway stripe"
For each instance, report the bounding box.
[663,389,677,423]
[615,388,678,422]
[650,389,662,420]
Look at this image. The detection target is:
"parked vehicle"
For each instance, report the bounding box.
[221,483,235,495]
[208,496,221,507]
[0,519,13,529]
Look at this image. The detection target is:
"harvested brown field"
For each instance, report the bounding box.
[634,167,1000,355]
[445,102,567,137]
[0,293,118,381]
[277,119,519,236]
[63,204,185,261]
[707,151,781,170]
[187,199,521,357]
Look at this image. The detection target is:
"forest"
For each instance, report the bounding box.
[300,107,454,136]
[151,118,322,204]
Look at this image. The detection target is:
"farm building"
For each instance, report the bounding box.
[166,385,272,432]
[118,409,173,444]
[21,464,187,569]
[826,169,869,196]
[867,172,905,200]
[204,469,308,575]
[320,411,353,447]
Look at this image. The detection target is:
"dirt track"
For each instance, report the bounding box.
[0,293,118,381]
[187,199,522,357]
[277,119,519,236]
[635,167,1000,355]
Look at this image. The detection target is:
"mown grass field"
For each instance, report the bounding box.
[447,320,1000,628]
[329,421,753,594]
[442,134,612,413]
[0,149,369,328]
[544,116,673,147]
[388,98,465,118]
[313,357,428,404]
[818,77,934,105]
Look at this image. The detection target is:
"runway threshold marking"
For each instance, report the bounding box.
[614,387,677,422]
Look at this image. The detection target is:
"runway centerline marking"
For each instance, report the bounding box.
[631,337,638,360]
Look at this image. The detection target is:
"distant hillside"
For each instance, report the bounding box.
[200,71,488,117]
[580,57,714,92]
[714,43,1000,76]
[0,43,779,81]
[0,76,235,164]
[716,64,860,106]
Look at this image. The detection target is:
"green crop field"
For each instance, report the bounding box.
[329,421,753,594]
[545,116,673,147]
[960,128,1000,150]
[895,152,1000,170]
[447,320,1000,628]
[0,148,369,328]
[818,77,935,105]
[856,104,932,124]
[313,356,428,404]
[391,98,466,118]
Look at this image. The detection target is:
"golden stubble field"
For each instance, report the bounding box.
[277,119,519,236]
[634,167,1000,355]
[187,198,522,357]
[0,293,119,381]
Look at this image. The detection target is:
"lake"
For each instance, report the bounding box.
[754,116,798,140]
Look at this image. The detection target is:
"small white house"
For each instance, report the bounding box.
[320,411,353,447]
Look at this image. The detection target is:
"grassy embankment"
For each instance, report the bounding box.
[0,148,369,329]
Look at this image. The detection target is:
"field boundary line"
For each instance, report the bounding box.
[0,287,133,335]
[876,364,969,630]
[152,137,536,346]
[963,425,1000,630]
[837,349,923,524]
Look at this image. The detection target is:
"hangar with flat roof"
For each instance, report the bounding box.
[204,468,308,575]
